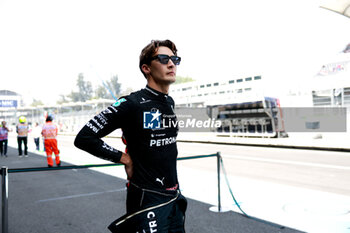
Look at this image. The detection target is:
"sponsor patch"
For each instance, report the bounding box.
[143,110,161,129]
[113,98,126,107]
[150,136,176,147]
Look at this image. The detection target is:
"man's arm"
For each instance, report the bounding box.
[74,100,131,164]
[74,116,124,163]
[74,123,133,179]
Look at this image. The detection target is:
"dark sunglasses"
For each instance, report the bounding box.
[150,54,181,65]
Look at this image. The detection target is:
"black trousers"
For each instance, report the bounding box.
[17,137,28,155]
[34,137,40,150]
[108,183,187,233]
[0,139,8,155]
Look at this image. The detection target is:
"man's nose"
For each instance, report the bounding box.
[168,59,175,67]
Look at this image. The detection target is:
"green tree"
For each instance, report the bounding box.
[95,75,121,100]
[68,73,93,102]
[67,91,81,102]
[95,86,108,99]
[77,73,93,101]
[175,76,194,84]
[56,94,69,104]
[30,99,44,107]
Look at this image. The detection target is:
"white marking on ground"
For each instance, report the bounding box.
[223,154,350,170]
[37,188,125,203]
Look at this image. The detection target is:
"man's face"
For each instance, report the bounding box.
[146,46,177,85]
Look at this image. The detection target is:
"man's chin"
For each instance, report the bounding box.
[162,76,176,85]
[168,76,176,84]
[152,76,176,86]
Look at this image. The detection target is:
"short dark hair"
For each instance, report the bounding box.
[139,40,178,78]
[46,115,53,122]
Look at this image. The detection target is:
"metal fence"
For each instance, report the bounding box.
[1,152,222,233]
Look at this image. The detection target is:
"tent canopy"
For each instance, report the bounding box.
[320,0,350,18]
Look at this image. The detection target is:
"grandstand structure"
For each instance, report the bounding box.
[0,98,114,133]
[0,90,22,108]
[311,44,350,107]
[0,90,23,128]
[170,75,264,107]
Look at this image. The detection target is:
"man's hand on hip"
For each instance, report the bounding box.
[120,153,133,179]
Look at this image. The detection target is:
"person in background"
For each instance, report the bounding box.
[42,115,60,167]
[0,121,10,157]
[32,122,42,151]
[17,116,29,157]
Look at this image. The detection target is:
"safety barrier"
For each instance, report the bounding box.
[1,152,222,233]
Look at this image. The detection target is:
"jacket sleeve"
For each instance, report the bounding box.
[74,98,131,163]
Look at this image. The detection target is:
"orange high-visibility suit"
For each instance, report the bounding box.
[42,121,60,167]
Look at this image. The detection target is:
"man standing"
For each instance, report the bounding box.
[32,122,42,151]
[17,116,29,157]
[74,39,187,232]
[42,116,61,167]
[0,121,10,157]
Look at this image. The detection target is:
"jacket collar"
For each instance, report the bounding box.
[144,85,169,100]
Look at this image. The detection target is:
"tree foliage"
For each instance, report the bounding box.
[95,86,108,99]
[58,73,123,103]
[30,99,44,107]
[67,73,93,102]
[77,73,93,101]
[175,76,195,84]
[51,73,191,104]
[56,95,69,105]
[95,75,121,100]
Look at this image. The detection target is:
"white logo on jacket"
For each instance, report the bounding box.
[143,110,161,129]
[155,177,165,186]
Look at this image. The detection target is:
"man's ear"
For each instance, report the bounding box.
[141,64,151,75]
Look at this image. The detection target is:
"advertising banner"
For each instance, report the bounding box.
[0,100,18,107]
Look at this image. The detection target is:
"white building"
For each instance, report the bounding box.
[171,43,350,109]
[170,75,265,107]
[0,90,22,108]
[311,45,350,107]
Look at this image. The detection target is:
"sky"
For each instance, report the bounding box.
[1,0,350,105]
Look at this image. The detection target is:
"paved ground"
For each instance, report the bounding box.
[176,132,350,152]
[0,146,304,233]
